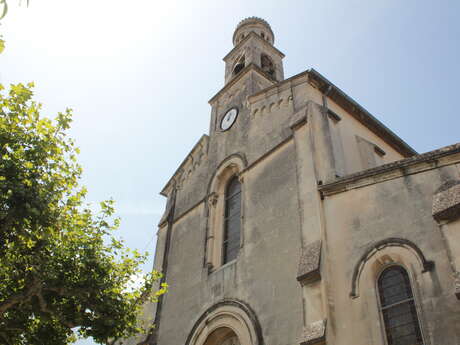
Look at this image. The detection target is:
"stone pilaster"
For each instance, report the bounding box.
[298,319,327,345]
[291,103,332,344]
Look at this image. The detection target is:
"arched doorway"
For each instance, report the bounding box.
[185,300,263,345]
[203,328,241,345]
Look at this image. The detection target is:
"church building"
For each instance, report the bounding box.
[128,17,460,345]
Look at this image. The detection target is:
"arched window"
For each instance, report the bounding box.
[222,176,241,264]
[233,55,245,76]
[206,156,246,271]
[261,54,275,78]
[378,266,424,345]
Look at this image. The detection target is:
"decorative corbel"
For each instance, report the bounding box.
[298,319,327,345]
[432,180,460,223]
[297,240,322,285]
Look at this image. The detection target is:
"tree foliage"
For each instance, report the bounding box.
[0,82,166,344]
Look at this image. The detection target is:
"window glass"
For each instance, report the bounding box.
[378,266,423,345]
[223,177,241,263]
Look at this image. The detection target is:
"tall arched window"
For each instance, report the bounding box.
[222,176,241,264]
[378,266,424,345]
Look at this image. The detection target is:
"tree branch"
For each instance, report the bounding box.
[36,292,77,329]
[0,276,41,315]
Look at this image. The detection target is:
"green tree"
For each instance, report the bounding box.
[0,82,166,344]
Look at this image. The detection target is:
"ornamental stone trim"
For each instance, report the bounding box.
[297,240,321,285]
[298,319,327,345]
[432,180,460,222]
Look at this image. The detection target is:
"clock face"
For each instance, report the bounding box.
[220,108,239,131]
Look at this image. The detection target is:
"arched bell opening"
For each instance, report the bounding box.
[233,55,245,76]
[260,54,275,79]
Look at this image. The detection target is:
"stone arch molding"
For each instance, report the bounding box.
[207,153,247,196]
[185,300,264,345]
[350,237,434,298]
[205,154,247,270]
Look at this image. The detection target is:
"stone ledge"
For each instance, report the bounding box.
[297,240,321,285]
[298,319,327,345]
[160,134,209,197]
[320,143,460,196]
[433,180,460,222]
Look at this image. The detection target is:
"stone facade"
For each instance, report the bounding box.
[123,18,460,345]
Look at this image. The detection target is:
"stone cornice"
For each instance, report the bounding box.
[223,31,285,62]
[165,135,295,225]
[319,143,460,197]
[208,63,277,105]
[160,135,209,197]
[247,70,309,102]
[248,68,416,158]
[308,69,416,158]
[233,17,275,44]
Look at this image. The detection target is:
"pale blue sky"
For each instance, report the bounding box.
[1,1,459,344]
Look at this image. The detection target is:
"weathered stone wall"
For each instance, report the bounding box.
[157,141,304,345]
[320,151,460,345]
[157,204,206,345]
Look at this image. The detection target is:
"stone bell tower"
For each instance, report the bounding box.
[223,17,285,85]
[208,17,286,139]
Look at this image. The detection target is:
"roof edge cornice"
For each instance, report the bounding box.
[160,134,209,197]
[308,68,416,157]
[223,31,285,62]
[248,68,416,158]
[208,63,277,105]
[319,143,460,196]
[232,16,274,44]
